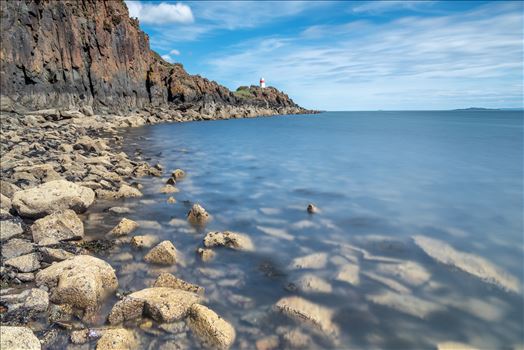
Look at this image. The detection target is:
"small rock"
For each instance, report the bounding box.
[12,180,95,218]
[335,263,360,286]
[171,169,186,181]
[187,204,210,226]
[96,328,136,350]
[0,288,49,317]
[1,238,33,259]
[0,218,24,241]
[108,218,139,237]
[0,180,21,198]
[5,252,41,272]
[17,272,35,282]
[160,185,179,194]
[0,326,41,350]
[118,184,143,198]
[256,336,279,350]
[281,328,312,348]
[31,209,84,244]
[166,196,176,204]
[130,235,159,249]
[70,329,89,344]
[188,304,236,349]
[153,272,205,295]
[39,247,75,262]
[144,240,178,265]
[1,193,12,211]
[293,274,332,293]
[197,248,216,262]
[108,207,132,215]
[306,204,318,214]
[289,252,328,270]
[203,231,254,251]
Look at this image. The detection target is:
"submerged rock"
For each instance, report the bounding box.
[335,263,360,286]
[144,240,179,265]
[366,290,442,319]
[35,255,118,310]
[108,218,139,237]
[188,304,236,349]
[160,184,179,194]
[0,326,41,350]
[96,328,137,350]
[293,274,333,293]
[131,235,159,249]
[289,252,328,270]
[31,209,84,244]
[203,231,254,251]
[153,272,205,295]
[108,287,201,324]
[413,235,520,293]
[197,248,216,262]
[12,180,95,218]
[187,204,211,226]
[375,261,430,287]
[274,296,338,336]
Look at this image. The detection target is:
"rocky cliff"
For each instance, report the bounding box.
[0,0,310,117]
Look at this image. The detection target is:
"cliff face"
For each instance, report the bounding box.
[0,0,308,116]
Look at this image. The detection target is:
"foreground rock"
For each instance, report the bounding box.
[187,204,211,226]
[188,304,236,349]
[31,209,84,244]
[153,272,205,295]
[108,218,139,237]
[274,296,338,336]
[0,288,49,319]
[35,255,118,310]
[144,240,179,265]
[108,287,201,324]
[12,180,95,218]
[96,328,136,350]
[413,235,520,293]
[0,326,41,350]
[203,231,254,251]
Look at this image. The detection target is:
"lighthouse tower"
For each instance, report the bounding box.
[259,77,266,88]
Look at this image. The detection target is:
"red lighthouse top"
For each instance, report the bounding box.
[260,78,265,83]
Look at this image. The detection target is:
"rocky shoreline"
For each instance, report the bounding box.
[0,106,314,349]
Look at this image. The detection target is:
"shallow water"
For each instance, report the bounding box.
[83,111,523,349]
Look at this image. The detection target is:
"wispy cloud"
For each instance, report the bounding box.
[126,1,194,24]
[203,2,523,110]
[351,1,438,14]
[161,49,182,63]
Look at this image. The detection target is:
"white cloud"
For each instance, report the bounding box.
[351,1,437,14]
[169,49,181,56]
[204,3,523,110]
[126,1,194,25]
[161,54,174,63]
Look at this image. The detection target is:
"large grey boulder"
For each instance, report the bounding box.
[35,255,118,310]
[12,180,95,218]
[31,209,84,245]
[0,326,41,350]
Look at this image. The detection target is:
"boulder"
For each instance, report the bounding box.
[188,304,236,349]
[203,231,254,251]
[108,287,201,324]
[31,209,84,244]
[12,180,95,218]
[5,252,41,272]
[144,240,178,265]
[1,238,33,259]
[153,272,205,295]
[96,328,136,350]
[187,204,211,226]
[0,218,24,241]
[274,296,338,336]
[0,326,41,350]
[131,235,159,249]
[108,218,139,237]
[35,255,118,310]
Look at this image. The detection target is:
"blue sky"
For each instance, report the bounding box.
[125,1,523,110]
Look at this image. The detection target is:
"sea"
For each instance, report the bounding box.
[82,110,523,349]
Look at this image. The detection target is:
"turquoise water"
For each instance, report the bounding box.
[87,111,523,349]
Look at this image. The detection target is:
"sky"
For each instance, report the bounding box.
[125,0,523,111]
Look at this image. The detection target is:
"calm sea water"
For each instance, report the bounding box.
[84,111,523,349]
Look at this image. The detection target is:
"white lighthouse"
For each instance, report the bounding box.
[259,77,266,88]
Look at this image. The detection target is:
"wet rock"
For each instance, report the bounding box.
[187,204,211,226]
[171,169,186,181]
[131,235,159,249]
[39,247,75,262]
[335,263,360,286]
[0,326,41,350]
[108,218,139,237]
[31,209,84,244]
[108,287,201,324]
[144,241,178,265]
[375,261,430,287]
[363,271,411,294]
[36,255,118,310]
[167,196,176,204]
[153,272,205,295]
[118,184,143,198]
[0,218,24,241]
[197,248,216,262]
[188,304,236,349]
[293,274,332,293]
[289,252,328,270]
[306,203,318,214]
[366,291,441,319]
[413,235,520,292]
[274,296,338,336]
[160,184,179,194]
[96,328,136,350]
[1,238,33,259]
[12,180,95,218]
[256,336,279,350]
[203,231,254,251]
[0,288,49,318]
[5,253,41,272]
[108,206,132,215]
[280,328,312,348]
